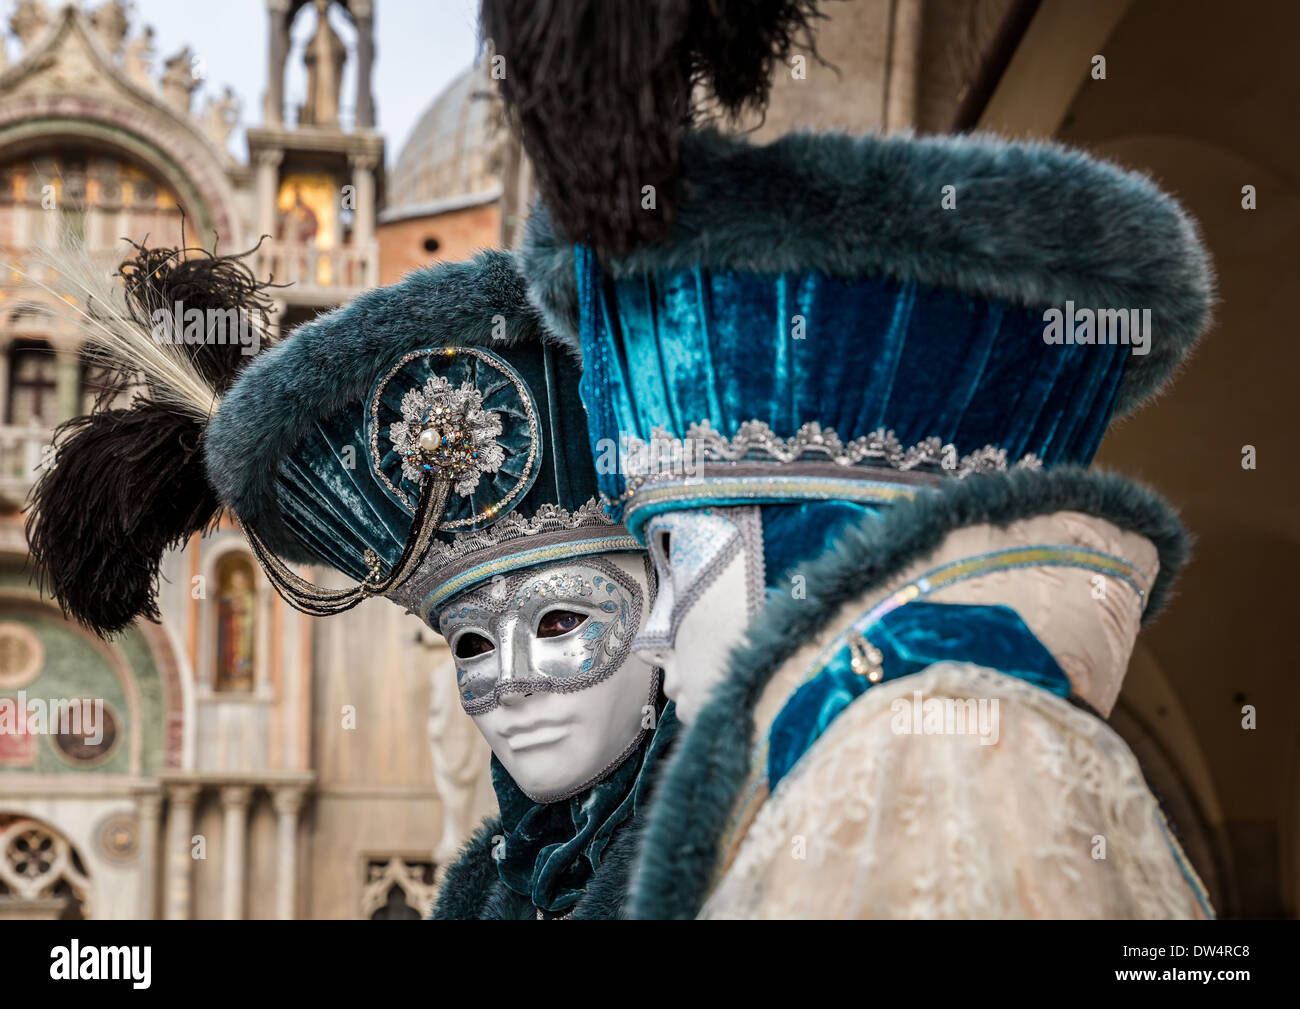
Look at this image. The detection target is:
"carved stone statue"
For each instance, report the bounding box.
[10,1,50,53]
[300,0,346,127]
[202,86,240,150]
[160,47,199,115]
[426,651,491,882]
[123,26,156,93]
[89,0,129,59]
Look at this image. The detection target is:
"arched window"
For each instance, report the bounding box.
[214,552,258,693]
[7,340,57,425]
[0,814,91,920]
[363,857,437,920]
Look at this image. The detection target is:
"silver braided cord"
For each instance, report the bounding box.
[244,478,452,616]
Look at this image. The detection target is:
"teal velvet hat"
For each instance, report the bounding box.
[204,251,638,621]
[520,130,1214,545]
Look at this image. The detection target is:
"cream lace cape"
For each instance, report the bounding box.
[700,511,1212,919]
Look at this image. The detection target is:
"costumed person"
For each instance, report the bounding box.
[488,1,1216,917]
[24,244,675,920]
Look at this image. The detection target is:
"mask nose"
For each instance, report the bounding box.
[632,636,672,669]
[496,616,532,706]
[633,587,676,666]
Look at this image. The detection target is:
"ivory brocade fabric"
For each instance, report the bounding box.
[699,513,1210,920]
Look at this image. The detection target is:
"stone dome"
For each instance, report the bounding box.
[386,60,503,214]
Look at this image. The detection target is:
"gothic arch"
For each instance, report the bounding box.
[135,615,191,771]
[0,6,243,243]
[0,103,235,243]
[0,811,92,919]
[0,582,184,777]
[197,534,273,697]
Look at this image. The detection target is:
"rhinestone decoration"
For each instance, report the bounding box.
[515,571,598,605]
[389,373,505,497]
[848,632,884,682]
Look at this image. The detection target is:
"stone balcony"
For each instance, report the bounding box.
[255,240,380,304]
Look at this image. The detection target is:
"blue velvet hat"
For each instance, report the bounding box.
[521,130,1214,545]
[205,251,638,621]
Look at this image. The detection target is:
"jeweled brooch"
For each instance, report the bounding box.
[389,374,505,497]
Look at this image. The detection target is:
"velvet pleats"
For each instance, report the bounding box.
[577,249,1129,519]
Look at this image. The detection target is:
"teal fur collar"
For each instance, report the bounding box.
[627,465,1190,918]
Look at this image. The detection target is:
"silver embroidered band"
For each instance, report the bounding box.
[610,419,1042,534]
[381,497,642,618]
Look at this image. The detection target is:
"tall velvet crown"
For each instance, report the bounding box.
[521,130,1214,539]
[205,252,638,620]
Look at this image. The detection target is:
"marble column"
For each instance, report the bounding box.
[348,153,378,287]
[135,790,162,920]
[0,349,10,424]
[220,785,253,920]
[54,355,80,423]
[884,0,923,134]
[353,0,375,129]
[164,783,200,921]
[265,0,291,125]
[349,154,376,245]
[254,149,283,241]
[272,786,305,920]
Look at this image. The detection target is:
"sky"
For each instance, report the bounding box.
[2,0,483,165]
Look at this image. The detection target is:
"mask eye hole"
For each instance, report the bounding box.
[656,530,672,569]
[454,632,495,658]
[536,609,587,638]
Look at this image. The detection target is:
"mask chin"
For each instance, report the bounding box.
[485,654,660,802]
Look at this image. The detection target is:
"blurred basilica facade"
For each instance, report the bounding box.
[0,0,499,921]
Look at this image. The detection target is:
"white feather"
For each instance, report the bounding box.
[1,239,222,420]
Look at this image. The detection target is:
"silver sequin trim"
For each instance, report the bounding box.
[619,419,1041,495]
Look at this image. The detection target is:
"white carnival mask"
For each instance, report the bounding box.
[437,554,657,802]
[633,507,766,725]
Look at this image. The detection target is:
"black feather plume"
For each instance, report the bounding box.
[25,239,276,637]
[481,0,825,256]
[115,236,278,399]
[26,408,221,637]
